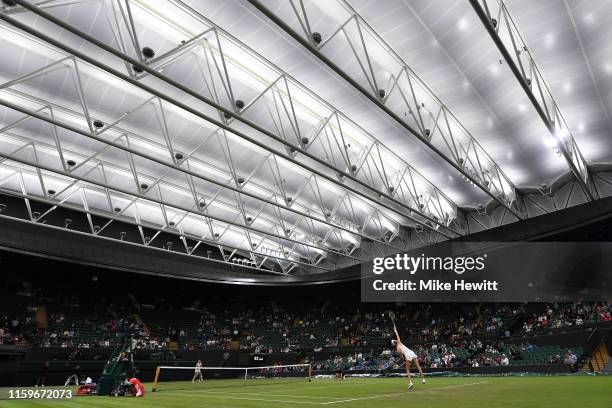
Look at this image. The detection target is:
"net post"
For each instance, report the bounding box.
[308,364,312,383]
[152,366,161,392]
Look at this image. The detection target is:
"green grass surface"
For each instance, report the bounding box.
[1,376,611,407]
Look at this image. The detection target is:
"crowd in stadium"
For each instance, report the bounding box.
[520,302,611,333]
[0,297,37,347]
[1,273,610,371]
[2,288,609,369]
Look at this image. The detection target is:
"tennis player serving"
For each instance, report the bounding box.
[389,313,425,390]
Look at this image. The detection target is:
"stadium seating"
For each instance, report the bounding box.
[2,273,609,372]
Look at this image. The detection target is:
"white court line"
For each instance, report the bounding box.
[165,380,488,405]
[204,379,468,393]
[165,393,323,404]
[164,379,485,400]
[167,389,349,400]
[319,381,488,405]
[319,392,408,405]
[161,380,375,394]
[420,381,490,395]
[244,379,481,394]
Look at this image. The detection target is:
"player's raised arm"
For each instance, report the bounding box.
[393,326,401,343]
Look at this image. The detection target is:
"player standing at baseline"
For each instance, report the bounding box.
[192,359,203,383]
[389,312,425,390]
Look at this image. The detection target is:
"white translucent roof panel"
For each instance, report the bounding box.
[506,0,612,164]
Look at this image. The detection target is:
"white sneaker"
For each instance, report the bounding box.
[408,382,414,390]
[422,379,426,384]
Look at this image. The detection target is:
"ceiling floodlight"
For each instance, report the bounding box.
[555,128,569,143]
[142,46,155,59]
[544,136,557,148]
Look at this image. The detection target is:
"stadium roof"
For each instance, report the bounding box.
[1,0,611,278]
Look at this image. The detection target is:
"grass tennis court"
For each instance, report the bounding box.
[1,376,611,407]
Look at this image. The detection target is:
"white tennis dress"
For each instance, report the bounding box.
[399,344,418,361]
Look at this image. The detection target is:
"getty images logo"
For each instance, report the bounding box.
[372,253,487,275]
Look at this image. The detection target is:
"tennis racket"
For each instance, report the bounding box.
[388,311,396,330]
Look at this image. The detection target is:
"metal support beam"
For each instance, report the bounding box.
[3,0,461,239]
[0,100,373,266]
[469,0,597,201]
[0,89,403,256]
[246,0,523,220]
[0,170,321,273]
[0,9,461,271]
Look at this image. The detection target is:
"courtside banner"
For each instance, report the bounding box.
[360,242,612,302]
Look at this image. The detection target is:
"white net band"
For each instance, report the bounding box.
[157,364,310,370]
